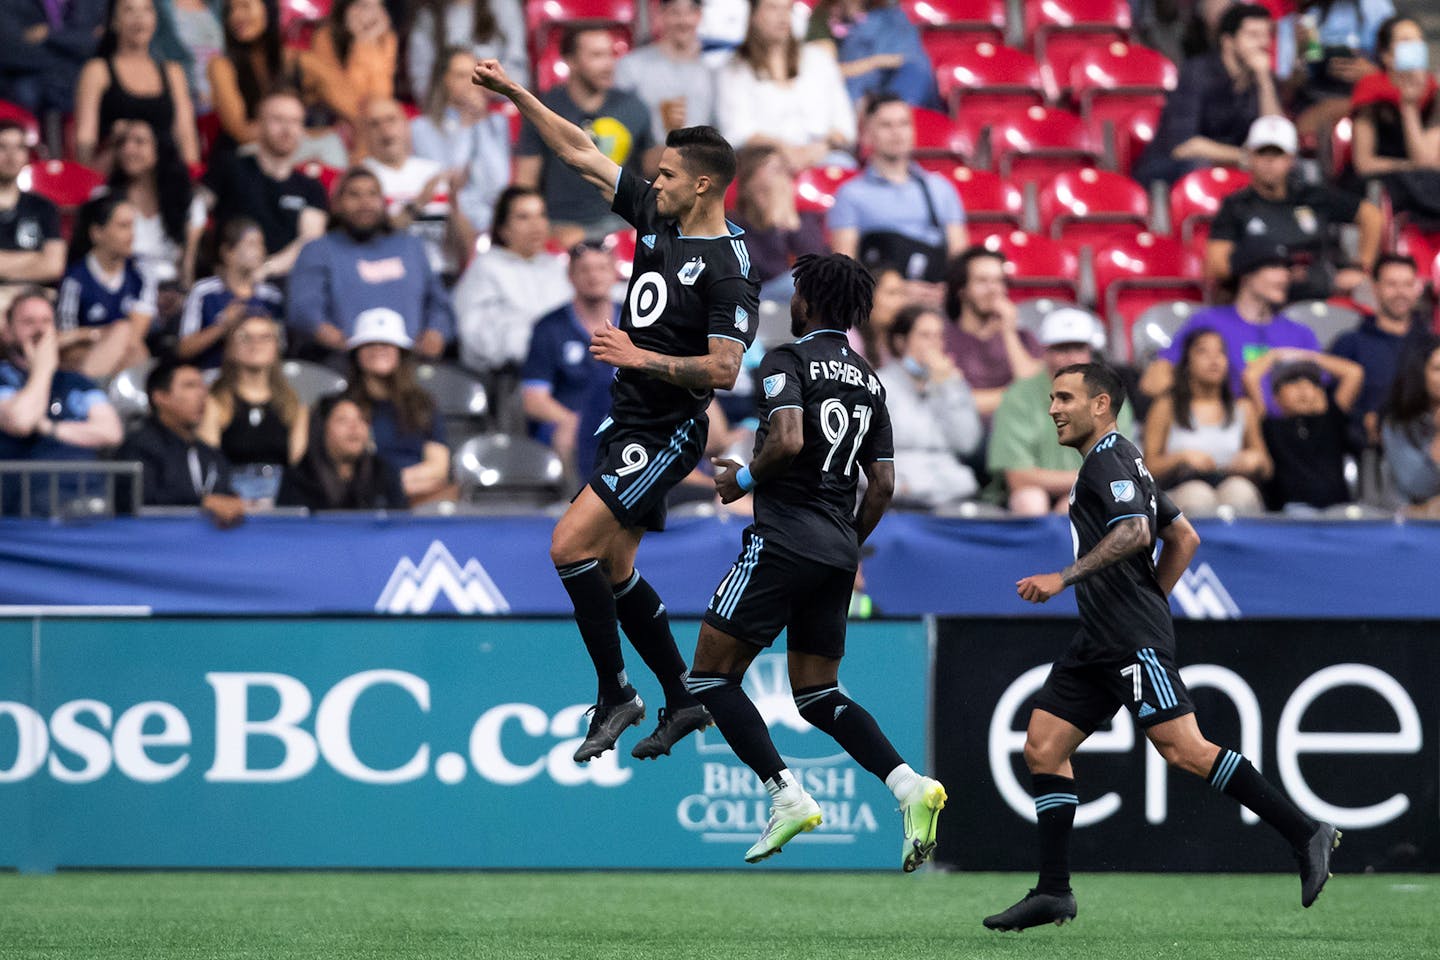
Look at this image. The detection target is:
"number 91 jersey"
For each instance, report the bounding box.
[610,170,761,426]
[751,330,893,570]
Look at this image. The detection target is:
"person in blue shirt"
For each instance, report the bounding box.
[822,0,940,109]
[1330,253,1426,446]
[0,287,124,516]
[56,193,156,380]
[176,217,284,370]
[520,240,618,474]
[288,166,455,363]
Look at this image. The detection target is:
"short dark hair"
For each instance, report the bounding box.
[886,303,942,357]
[944,246,1006,318]
[4,285,52,325]
[863,92,909,120]
[0,119,27,141]
[560,24,612,59]
[1055,362,1126,418]
[145,359,201,401]
[665,125,738,190]
[492,185,544,248]
[1219,3,1272,39]
[333,165,381,196]
[793,253,876,332]
[1373,252,1418,281]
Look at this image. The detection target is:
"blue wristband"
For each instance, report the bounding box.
[736,465,756,491]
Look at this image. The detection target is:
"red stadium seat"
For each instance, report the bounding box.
[915,163,1023,239]
[1037,168,1150,248]
[21,160,105,209]
[529,0,636,51]
[795,165,860,214]
[489,99,522,146]
[1328,116,1353,179]
[903,0,1007,44]
[983,230,1081,300]
[1025,0,1132,99]
[910,107,978,162]
[934,42,1044,121]
[1169,167,1250,251]
[280,0,330,30]
[0,100,41,149]
[1094,105,1161,177]
[299,160,343,196]
[604,229,637,279]
[1092,232,1204,357]
[1068,41,1177,120]
[535,29,632,91]
[987,106,1100,182]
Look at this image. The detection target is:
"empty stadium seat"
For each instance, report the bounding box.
[1093,233,1204,357]
[0,100,41,148]
[456,433,565,502]
[915,163,1022,239]
[1025,0,1131,99]
[21,160,105,209]
[903,0,1007,44]
[910,107,977,163]
[988,106,1100,182]
[108,360,158,421]
[1131,300,1202,367]
[983,230,1081,301]
[794,165,860,214]
[528,0,636,49]
[1170,167,1250,252]
[934,42,1044,120]
[605,229,637,279]
[1038,168,1150,248]
[1096,105,1161,177]
[1281,301,1364,350]
[282,360,348,406]
[1068,41,1177,120]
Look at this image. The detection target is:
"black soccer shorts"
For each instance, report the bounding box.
[702,526,853,658]
[586,416,706,531]
[1032,644,1196,735]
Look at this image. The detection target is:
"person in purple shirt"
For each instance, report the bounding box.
[941,247,1042,420]
[1141,251,1319,415]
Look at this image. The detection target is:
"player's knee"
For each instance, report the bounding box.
[1023,737,1062,773]
[549,525,595,568]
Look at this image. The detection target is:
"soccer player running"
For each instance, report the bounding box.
[472,61,760,762]
[687,253,947,869]
[985,363,1339,932]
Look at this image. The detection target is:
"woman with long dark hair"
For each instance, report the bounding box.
[277,394,408,510]
[1143,328,1269,516]
[406,0,526,105]
[75,0,200,167]
[104,119,205,288]
[1382,335,1440,515]
[57,194,156,380]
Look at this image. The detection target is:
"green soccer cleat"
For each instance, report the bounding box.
[900,776,947,872]
[744,792,823,864]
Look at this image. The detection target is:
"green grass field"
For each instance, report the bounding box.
[1,872,1435,960]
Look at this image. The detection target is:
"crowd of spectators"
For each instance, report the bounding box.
[2,0,1440,525]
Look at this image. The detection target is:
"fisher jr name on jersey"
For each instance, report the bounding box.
[807,358,885,392]
[608,169,761,427]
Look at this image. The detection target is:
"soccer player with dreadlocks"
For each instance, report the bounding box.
[685,253,948,868]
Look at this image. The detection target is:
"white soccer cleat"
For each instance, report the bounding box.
[901,776,947,872]
[744,791,823,863]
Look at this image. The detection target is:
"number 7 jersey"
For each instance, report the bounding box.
[751,330,894,570]
[609,169,760,427]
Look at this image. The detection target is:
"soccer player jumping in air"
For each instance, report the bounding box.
[472,61,760,763]
[985,363,1339,932]
[689,253,947,869]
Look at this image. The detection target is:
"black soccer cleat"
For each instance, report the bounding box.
[573,695,646,763]
[631,704,713,759]
[1298,822,1341,908]
[983,889,1078,932]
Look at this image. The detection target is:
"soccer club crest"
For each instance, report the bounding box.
[734,306,749,332]
[677,256,706,285]
[763,373,786,398]
[1110,480,1136,503]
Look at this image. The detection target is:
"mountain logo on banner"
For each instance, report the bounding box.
[1170,563,1240,619]
[376,540,510,614]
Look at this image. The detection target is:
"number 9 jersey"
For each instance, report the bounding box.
[610,169,761,427]
[752,330,894,570]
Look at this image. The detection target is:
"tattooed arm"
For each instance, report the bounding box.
[590,329,745,390]
[1017,516,1150,604]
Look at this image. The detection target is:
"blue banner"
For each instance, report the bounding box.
[0,618,929,871]
[0,515,1434,618]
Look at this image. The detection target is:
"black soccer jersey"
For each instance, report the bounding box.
[751,330,894,570]
[609,169,761,426]
[1068,431,1182,659]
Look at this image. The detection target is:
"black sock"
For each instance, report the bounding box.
[1208,749,1316,849]
[1031,773,1077,895]
[613,570,699,710]
[792,684,904,781]
[684,671,784,783]
[556,559,633,704]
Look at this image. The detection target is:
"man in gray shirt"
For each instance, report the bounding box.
[615,0,716,145]
[516,26,657,243]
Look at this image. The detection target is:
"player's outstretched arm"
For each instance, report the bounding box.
[1017,516,1150,603]
[713,408,803,503]
[1155,515,1201,595]
[472,59,621,201]
[591,329,744,391]
[856,460,895,546]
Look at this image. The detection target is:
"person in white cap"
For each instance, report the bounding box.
[984,307,1134,515]
[1206,114,1383,301]
[340,306,452,505]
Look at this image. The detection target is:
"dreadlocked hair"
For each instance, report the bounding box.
[791,253,876,332]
